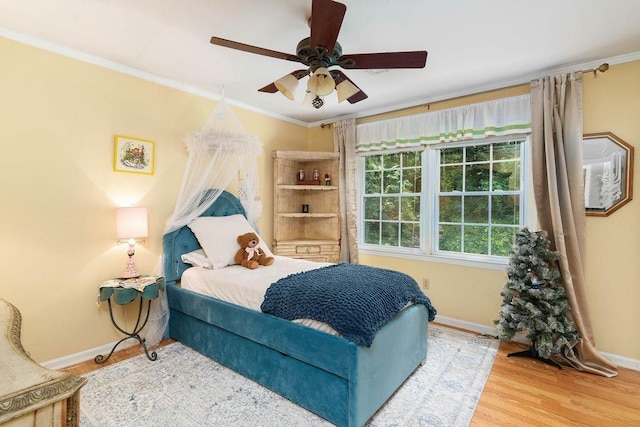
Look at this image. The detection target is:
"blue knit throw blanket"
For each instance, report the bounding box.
[261,263,437,347]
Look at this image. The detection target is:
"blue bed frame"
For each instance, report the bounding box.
[162,191,429,427]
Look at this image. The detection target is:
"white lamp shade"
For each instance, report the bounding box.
[274,74,298,100]
[116,207,148,239]
[307,67,335,96]
[336,79,360,103]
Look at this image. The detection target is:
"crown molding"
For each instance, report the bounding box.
[3,26,639,130]
[0,27,309,128]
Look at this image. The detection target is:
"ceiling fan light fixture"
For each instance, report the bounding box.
[311,95,324,109]
[211,0,428,111]
[336,79,360,103]
[274,74,298,100]
[307,67,335,96]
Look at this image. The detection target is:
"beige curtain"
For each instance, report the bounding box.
[333,119,359,263]
[531,73,617,377]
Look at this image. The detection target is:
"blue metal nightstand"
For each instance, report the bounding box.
[95,275,165,364]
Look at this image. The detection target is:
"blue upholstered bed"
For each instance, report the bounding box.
[162,191,430,427]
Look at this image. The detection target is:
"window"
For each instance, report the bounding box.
[436,140,523,258]
[359,137,529,264]
[362,151,422,248]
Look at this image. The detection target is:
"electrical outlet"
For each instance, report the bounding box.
[422,278,430,289]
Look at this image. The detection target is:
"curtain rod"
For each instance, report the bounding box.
[319,63,609,129]
[583,62,609,76]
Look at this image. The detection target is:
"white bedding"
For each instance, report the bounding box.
[180,255,337,333]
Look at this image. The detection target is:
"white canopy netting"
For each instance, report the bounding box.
[145,98,263,345]
[167,99,263,232]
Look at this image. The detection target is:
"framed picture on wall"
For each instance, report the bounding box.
[113,135,155,175]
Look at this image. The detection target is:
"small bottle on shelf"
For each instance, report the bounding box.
[325,173,331,186]
[297,169,305,182]
[312,168,320,182]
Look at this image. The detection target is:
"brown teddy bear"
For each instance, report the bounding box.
[234,232,274,269]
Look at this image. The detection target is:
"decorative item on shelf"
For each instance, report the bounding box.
[325,173,331,186]
[296,168,322,185]
[302,204,309,213]
[116,206,148,279]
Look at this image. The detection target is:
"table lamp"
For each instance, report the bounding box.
[116,207,148,279]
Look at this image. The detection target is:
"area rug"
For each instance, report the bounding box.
[80,325,498,426]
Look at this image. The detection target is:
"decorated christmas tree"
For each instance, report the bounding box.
[495,228,580,366]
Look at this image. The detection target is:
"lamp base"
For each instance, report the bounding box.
[120,271,141,279]
[121,254,140,279]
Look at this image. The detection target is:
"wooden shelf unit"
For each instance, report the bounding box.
[272,150,340,263]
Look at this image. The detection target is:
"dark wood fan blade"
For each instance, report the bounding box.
[346,88,368,104]
[258,83,278,93]
[258,70,309,93]
[330,70,368,104]
[339,51,428,69]
[347,85,368,103]
[291,69,311,79]
[210,37,302,63]
[309,0,346,54]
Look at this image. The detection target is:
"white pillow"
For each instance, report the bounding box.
[181,249,213,269]
[187,214,274,269]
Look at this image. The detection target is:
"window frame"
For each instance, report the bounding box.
[360,150,424,250]
[357,135,534,270]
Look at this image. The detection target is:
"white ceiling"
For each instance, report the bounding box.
[2,0,640,126]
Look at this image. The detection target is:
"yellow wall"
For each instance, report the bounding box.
[0,37,307,362]
[358,61,640,361]
[2,34,637,363]
[582,61,640,359]
[307,125,334,151]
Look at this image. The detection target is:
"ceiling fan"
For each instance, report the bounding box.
[209,0,428,108]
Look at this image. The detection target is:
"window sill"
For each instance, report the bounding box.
[358,247,508,271]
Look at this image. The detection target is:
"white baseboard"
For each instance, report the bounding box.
[434,315,640,372]
[42,340,137,371]
[599,351,640,372]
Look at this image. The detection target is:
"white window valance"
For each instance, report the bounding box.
[356,94,531,152]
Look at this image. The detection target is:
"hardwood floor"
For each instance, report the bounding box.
[471,340,640,427]
[63,339,175,376]
[64,333,640,426]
